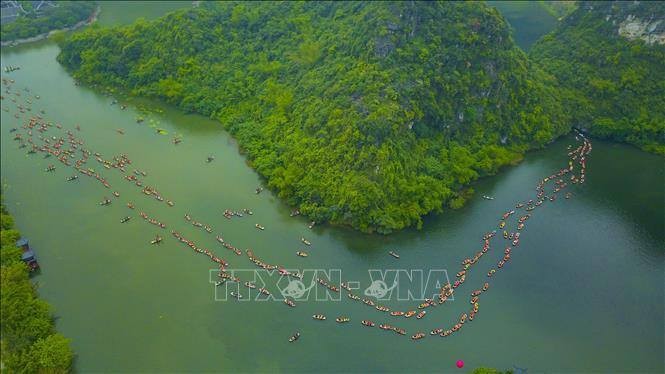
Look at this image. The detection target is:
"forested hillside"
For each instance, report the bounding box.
[1,1,96,42]
[57,1,569,233]
[531,1,665,154]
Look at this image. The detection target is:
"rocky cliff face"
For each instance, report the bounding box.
[530,1,665,154]
[618,16,664,45]
[579,1,665,44]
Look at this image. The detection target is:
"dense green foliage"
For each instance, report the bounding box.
[58,1,569,232]
[471,368,514,374]
[531,1,665,154]
[539,1,578,19]
[0,198,74,372]
[1,1,96,42]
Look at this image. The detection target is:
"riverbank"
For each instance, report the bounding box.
[1,5,100,48]
[1,41,663,372]
[0,197,74,372]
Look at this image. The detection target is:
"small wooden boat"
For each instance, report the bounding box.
[230,291,242,299]
[312,314,326,321]
[288,332,300,342]
[361,320,375,327]
[150,236,162,245]
[120,216,131,223]
[335,317,350,323]
[67,175,78,181]
[411,332,426,340]
[393,328,406,335]
[100,198,111,206]
[296,251,308,257]
[430,328,444,335]
[388,251,400,259]
[284,298,296,307]
[255,224,265,230]
[300,237,311,246]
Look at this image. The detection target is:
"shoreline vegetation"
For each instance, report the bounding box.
[54,1,663,233]
[0,196,74,372]
[1,1,98,47]
[57,2,570,233]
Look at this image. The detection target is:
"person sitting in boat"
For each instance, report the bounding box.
[288,332,300,342]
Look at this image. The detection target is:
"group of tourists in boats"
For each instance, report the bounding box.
[184,214,214,233]
[139,211,167,229]
[171,230,228,268]
[288,132,593,342]
[223,208,253,219]
[4,79,593,345]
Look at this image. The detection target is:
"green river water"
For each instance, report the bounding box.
[1,3,664,373]
[489,1,559,50]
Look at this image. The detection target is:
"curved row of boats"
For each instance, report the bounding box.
[2,77,592,344]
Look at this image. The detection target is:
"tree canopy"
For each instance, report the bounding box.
[1,1,96,42]
[59,1,571,232]
[0,197,74,372]
[530,1,665,154]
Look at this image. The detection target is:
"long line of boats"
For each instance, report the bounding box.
[2,77,592,344]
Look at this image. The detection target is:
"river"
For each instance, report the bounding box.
[488,1,559,50]
[1,4,663,374]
